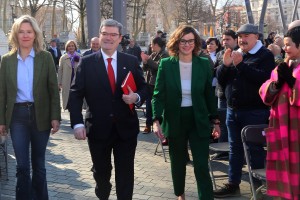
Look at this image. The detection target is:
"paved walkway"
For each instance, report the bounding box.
[0,109,267,200]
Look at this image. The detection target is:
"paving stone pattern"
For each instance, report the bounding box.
[0,109,268,200]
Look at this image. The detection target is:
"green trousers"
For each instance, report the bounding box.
[168,107,213,200]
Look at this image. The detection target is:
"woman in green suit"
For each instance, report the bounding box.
[152,25,221,200]
[0,15,61,199]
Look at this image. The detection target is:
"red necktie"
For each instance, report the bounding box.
[107,58,116,93]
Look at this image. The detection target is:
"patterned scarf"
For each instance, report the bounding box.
[67,52,80,85]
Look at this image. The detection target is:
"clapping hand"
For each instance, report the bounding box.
[277,62,296,88]
[223,49,233,67]
[141,51,149,64]
[231,51,243,66]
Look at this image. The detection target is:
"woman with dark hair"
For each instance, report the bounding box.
[265,31,276,47]
[259,26,300,200]
[152,25,220,200]
[206,37,222,64]
[0,15,60,199]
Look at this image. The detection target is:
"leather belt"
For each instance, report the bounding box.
[15,102,34,107]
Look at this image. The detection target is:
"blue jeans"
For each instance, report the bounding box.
[10,105,50,200]
[217,99,228,142]
[226,108,269,185]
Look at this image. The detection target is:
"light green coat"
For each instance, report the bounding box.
[152,56,217,138]
[0,50,61,131]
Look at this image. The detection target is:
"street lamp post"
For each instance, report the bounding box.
[219,19,224,34]
[142,13,146,33]
[10,0,16,24]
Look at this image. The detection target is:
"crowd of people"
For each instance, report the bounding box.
[0,13,299,200]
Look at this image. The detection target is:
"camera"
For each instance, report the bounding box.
[120,34,130,47]
[161,32,167,39]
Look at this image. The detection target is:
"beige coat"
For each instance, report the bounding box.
[58,53,80,110]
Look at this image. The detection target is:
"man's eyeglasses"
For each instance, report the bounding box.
[100,32,120,38]
[179,39,195,45]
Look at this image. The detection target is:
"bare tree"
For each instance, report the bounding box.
[51,0,58,37]
[65,0,87,48]
[100,0,113,19]
[16,0,50,16]
[1,0,7,33]
[127,0,150,39]
[28,0,50,17]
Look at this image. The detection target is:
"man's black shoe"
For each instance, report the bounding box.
[95,184,111,200]
[213,183,241,198]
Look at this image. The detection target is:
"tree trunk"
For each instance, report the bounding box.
[0,0,3,29]
[3,0,8,34]
[80,10,86,48]
[62,1,66,31]
[51,0,57,38]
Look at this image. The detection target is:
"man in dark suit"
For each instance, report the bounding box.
[82,37,100,56]
[68,19,148,200]
[47,38,62,72]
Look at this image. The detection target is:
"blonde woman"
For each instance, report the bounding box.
[58,40,81,110]
[0,15,60,199]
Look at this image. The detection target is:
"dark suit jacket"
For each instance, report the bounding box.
[47,47,62,66]
[152,56,217,138]
[68,51,148,140]
[82,49,99,57]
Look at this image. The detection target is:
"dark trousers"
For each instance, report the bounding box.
[10,105,50,200]
[87,125,137,200]
[145,85,154,126]
[168,107,213,200]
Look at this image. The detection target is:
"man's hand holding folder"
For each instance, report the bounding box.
[121,71,138,110]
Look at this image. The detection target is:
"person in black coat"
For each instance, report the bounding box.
[47,38,62,72]
[82,37,100,56]
[68,19,148,200]
[214,24,275,198]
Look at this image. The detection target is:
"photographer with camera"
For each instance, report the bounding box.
[141,37,169,133]
[125,38,142,63]
[147,30,167,55]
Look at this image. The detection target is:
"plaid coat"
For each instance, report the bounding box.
[259,64,300,200]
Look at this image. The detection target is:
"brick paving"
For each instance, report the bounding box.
[0,109,269,200]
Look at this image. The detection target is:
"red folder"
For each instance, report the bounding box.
[121,71,137,110]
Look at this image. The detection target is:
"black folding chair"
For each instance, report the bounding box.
[154,137,168,162]
[241,124,268,200]
[0,135,8,180]
[209,108,229,189]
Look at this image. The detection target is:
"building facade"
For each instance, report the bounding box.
[251,0,300,34]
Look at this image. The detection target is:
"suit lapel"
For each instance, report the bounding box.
[170,57,181,92]
[191,56,200,94]
[8,53,18,90]
[116,52,128,90]
[33,52,42,91]
[95,52,112,94]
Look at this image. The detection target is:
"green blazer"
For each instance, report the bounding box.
[152,55,217,138]
[0,50,61,131]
